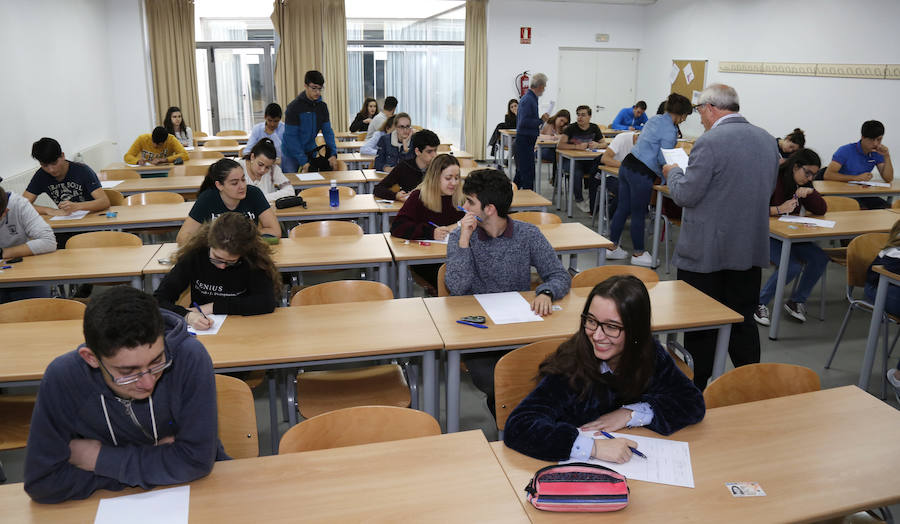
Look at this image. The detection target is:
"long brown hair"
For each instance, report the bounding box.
[416,154,462,213]
[887,219,900,249]
[175,212,281,296]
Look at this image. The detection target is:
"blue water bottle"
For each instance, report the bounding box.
[329,180,339,207]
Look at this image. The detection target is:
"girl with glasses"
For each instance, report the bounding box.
[374,112,414,173]
[503,275,704,462]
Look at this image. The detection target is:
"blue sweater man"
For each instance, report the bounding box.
[513,73,550,190]
[282,70,338,173]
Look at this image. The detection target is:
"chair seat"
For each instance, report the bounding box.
[822,247,848,265]
[297,364,410,419]
[0,395,36,450]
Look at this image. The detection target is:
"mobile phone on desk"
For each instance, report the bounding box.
[5,257,23,264]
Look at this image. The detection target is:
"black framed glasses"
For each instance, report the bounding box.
[800,166,817,180]
[97,348,172,386]
[396,124,412,130]
[209,255,241,267]
[581,314,624,338]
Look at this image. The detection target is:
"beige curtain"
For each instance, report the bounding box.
[271,0,323,104]
[464,0,488,158]
[321,0,350,132]
[145,0,201,128]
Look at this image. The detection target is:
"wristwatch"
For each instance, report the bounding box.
[537,289,553,299]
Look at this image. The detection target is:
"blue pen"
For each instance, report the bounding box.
[191,302,209,320]
[599,430,647,459]
[0,265,12,269]
[456,206,483,221]
[456,319,488,329]
[428,221,440,228]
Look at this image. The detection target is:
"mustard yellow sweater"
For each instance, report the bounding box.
[124,134,189,164]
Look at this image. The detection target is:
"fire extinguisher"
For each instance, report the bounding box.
[515,71,529,97]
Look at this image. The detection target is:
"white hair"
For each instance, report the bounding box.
[698,84,740,112]
[530,73,548,89]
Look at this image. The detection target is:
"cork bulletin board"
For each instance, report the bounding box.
[670,59,707,103]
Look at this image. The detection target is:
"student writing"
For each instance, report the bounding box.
[239,138,293,203]
[0,187,57,303]
[124,126,189,165]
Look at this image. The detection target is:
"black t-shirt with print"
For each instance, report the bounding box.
[188,185,271,224]
[562,123,603,145]
[26,162,101,204]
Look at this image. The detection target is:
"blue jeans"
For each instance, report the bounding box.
[759,239,828,305]
[564,160,591,201]
[513,135,537,190]
[0,286,50,304]
[608,164,653,252]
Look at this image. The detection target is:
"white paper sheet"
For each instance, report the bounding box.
[778,215,836,228]
[126,163,140,167]
[683,63,695,84]
[94,485,189,524]
[848,180,890,187]
[187,314,227,335]
[545,100,556,115]
[474,292,543,325]
[49,210,90,221]
[296,173,325,181]
[100,180,123,188]
[662,148,690,170]
[669,63,680,85]
[564,431,695,488]
[691,90,702,105]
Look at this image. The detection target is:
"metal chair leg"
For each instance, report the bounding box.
[825,305,855,368]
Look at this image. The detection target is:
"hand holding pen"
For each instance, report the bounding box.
[599,430,647,459]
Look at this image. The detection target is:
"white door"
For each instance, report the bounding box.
[557,48,639,128]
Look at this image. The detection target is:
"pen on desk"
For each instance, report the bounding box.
[456,206,482,221]
[599,430,647,459]
[456,319,488,329]
[191,302,209,320]
[0,265,12,270]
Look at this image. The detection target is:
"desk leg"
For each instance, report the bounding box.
[422,350,437,419]
[534,147,542,195]
[768,238,792,340]
[381,213,389,233]
[859,275,889,390]
[368,213,376,234]
[711,323,733,381]
[569,254,578,272]
[286,370,298,427]
[598,247,606,267]
[377,262,388,285]
[447,350,461,433]
[651,190,663,268]
[555,155,563,209]
[267,371,279,453]
[598,172,607,235]
[499,135,507,169]
[567,157,575,218]
[398,260,409,298]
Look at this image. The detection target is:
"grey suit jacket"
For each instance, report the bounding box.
[666,115,779,273]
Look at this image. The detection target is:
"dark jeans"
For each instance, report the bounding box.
[855,196,888,209]
[0,285,50,304]
[588,174,618,219]
[608,164,653,252]
[462,350,508,418]
[677,266,762,389]
[513,135,538,190]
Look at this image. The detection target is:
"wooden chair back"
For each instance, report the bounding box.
[703,363,820,409]
[847,233,889,288]
[437,264,449,296]
[278,406,440,454]
[125,192,185,205]
[494,337,567,430]
[0,298,86,323]
[299,186,356,199]
[101,169,141,180]
[333,159,348,171]
[216,130,246,137]
[291,280,393,306]
[104,189,125,206]
[437,144,451,152]
[289,220,363,238]
[458,158,476,168]
[172,164,211,177]
[893,199,900,210]
[355,132,368,140]
[512,211,561,225]
[214,375,259,459]
[511,182,519,190]
[204,139,239,147]
[65,231,142,249]
[822,196,860,212]
[571,265,660,288]
[194,131,208,138]
[188,151,225,160]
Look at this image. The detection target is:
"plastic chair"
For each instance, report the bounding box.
[203,139,239,147]
[494,338,567,432]
[299,186,356,199]
[571,265,660,288]
[278,406,440,454]
[510,212,562,225]
[437,264,450,297]
[703,363,820,409]
[104,189,125,206]
[101,169,141,180]
[171,164,211,177]
[214,375,259,459]
[216,130,246,137]
[65,231,142,249]
[289,220,363,238]
[188,150,225,160]
[290,280,392,306]
[124,192,185,205]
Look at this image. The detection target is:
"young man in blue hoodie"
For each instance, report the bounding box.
[282,70,338,174]
[24,286,227,503]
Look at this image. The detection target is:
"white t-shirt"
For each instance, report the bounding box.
[238,158,294,203]
[607,131,636,163]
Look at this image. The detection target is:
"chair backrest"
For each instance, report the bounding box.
[333,159,348,171]
[289,220,364,238]
[822,196,860,212]
[892,199,900,210]
[847,232,890,288]
[101,169,141,180]
[216,130,246,137]
[703,363,820,409]
[437,143,451,152]
[65,231,142,249]
[104,189,125,206]
[204,139,239,147]
[214,374,259,459]
[194,131,208,138]
[172,164,212,177]
[188,151,225,160]
[511,211,561,225]
[494,337,567,430]
[299,186,356,199]
[437,263,449,296]
[458,158,476,168]
[511,182,519,190]
[290,280,393,306]
[278,406,440,454]
[571,265,660,288]
[0,298,86,323]
[124,192,185,205]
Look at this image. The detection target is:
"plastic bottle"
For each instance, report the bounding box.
[329,180,339,207]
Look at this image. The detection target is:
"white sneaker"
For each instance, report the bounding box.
[575,200,591,213]
[753,305,770,326]
[631,252,653,267]
[607,246,628,260]
[783,301,807,322]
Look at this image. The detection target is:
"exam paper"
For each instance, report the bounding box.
[49,210,90,221]
[778,215,836,228]
[662,148,690,170]
[100,180,123,188]
[94,485,189,524]
[474,292,543,325]
[187,314,227,335]
[296,173,325,181]
[565,431,695,488]
[848,180,890,188]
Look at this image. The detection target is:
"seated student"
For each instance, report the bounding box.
[155,212,278,329]
[163,106,193,149]
[374,129,440,202]
[587,131,639,218]
[447,169,571,415]
[239,138,293,203]
[360,115,395,156]
[754,149,828,326]
[865,220,900,399]
[557,105,605,213]
[610,101,649,131]
[539,109,570,139]
[777,128,805,164]
[374,112,414,172]
[367,96,398,140]
[0,187,57,303]
[824,120,893,209]
[503,275,705,462]
[350,97,379,133]
[243,103,284,159]
[488,99,521,159]
[23,286,227,504]
[124,126,189,165]
[24,137,111,218]
[176,158,280,244]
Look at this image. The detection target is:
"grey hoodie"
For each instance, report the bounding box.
[0,191,56,255]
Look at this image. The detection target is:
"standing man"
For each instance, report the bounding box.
[610,101,649,131]
[366,96,398,140]
[513,73,550,190]
[823,120,892,209]
[662,84,779,389]
[282,70,338,174]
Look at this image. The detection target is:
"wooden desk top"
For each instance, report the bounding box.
[273,194,381,219]
[873,264,900,282]
[362,168,383,183]
[334,131,360,140]
[337,152,375,163]
[813,179,900,195]
[105,176,205,194]
[769,209,899,239]
[491,386,900,524]
[195,134,248,144]
[376,190,550,213]
[0,431,528,523]
[339,140,366,150]
[425,281,742,350]
[557,149,604,159]
[0,319,84,382]
[499,129,517,136]
[195,145,243,155]
[44,203,195,230]
[0,245,161,285]
[285,170,367,187]
[103,159,216,173]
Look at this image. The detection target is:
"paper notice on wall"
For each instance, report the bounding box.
[669,63,680,85]
[684,63,695,84]
[691,90,702,105]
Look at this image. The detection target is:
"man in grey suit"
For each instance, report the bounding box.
[662,84,779,389]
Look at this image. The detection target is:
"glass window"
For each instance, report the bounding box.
[194,0,274,42]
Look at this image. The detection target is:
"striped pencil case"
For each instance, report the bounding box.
[524,462,629,512]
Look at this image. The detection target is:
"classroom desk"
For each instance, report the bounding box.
[336,139,366,152]
[104,176,206,196]
[195,144,243,156]
[286,170,368,192]
[491,386,900,524]
[195,133,249,144]
[600,126,627,137]
[0,431,530,523]
[860,265,900,391]
[102,158,216,175]
[44,202,195,233]
[498,129,516,174]
[426,281,742,432]
[555,149,603,218]
[384,223,613,298]
[813,179,900,200]
[333,130,360,141]
[0,244,161,291]
[534,137,558,195]
[596,165,619,235]
[337,152,375,170]
[273,194,380,233]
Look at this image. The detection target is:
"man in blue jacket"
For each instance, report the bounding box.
[513,73,550,190]
[24,286,227,503]
[282,70,338,173]
[610,101,648,131]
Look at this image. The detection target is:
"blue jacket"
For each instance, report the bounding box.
[283,91,337,164]
[374,131,414,171]
[611,107,648,130]
[865,247,900,316]
[24,310,228,503]
[516,89,543,137]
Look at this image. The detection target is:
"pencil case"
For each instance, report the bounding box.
[524,462,629,512]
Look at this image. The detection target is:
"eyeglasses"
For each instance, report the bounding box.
[209,255,241,267]
[307,84,324,92]
[581,314,623,338]
[800,166,817,179]
[397,124,412,130]
[692,103,706,112]
[97,352,171,386]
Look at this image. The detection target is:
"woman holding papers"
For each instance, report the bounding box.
[504,275,704,462]
[155,212,279,330]
[239,138,293,203]
[754,149,828,326]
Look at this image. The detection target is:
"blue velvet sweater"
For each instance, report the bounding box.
[503,342,705,461]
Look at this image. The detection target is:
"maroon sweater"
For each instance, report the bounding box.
[374,158,425,200]
[770,173,827,215]
[390,190,465,240]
